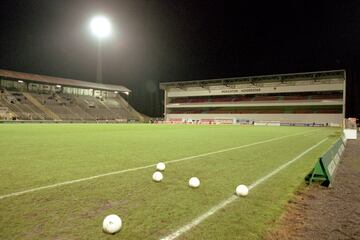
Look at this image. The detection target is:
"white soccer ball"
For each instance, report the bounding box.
[102,214,122,234]
[156,162,166,171]
[152,171,163,182]
[235,184,249,197]
[188,177,200,188]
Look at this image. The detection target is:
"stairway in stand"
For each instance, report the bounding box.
[22,92,62,120]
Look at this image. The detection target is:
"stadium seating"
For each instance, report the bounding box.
[167,91,343,116]
[316,109,341,113]
[0,87,142,121]
[169,93,342,105]
[0,90,48,120]
[189,97,209,103]
[294,109,315,113]
[283,95,308,100]
[253,96,279,101]
[169,106,341,115]
[232,96,254,102]
[211,96,234,102]
[171,98,188,103]
[311,94,342,100]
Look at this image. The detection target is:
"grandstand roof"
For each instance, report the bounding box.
[0,69,131,93]
[160,69,346,89]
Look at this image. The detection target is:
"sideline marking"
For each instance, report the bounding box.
[0,130,318,200]
[160,137,328,240]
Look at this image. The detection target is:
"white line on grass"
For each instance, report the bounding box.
[160,137,328,240]
[163,129,319,165]
[0,129,319,200]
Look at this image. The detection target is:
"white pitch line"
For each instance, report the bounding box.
[0,129,318,200]
[160,137,328,240]
[163,129,319,165]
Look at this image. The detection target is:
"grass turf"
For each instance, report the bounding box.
[0,124,339,239]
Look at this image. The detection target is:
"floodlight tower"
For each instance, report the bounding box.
[90,16,111,83]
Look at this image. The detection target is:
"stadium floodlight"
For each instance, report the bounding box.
[56,85,61,88]
[90,16,111,39]
[114,91,118,94]
[18,80,24,83]
[124,91,129,95]
[89,16,112,83]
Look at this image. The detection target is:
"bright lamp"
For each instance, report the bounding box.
[90,16,111,39]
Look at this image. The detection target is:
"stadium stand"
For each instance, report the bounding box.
[0,69,146,122]
[160,70,346,125]
[170,93,343,105]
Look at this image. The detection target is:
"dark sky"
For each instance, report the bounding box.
[0,1,359,117]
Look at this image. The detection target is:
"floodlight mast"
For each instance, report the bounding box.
[90,16,111,83]
[97,40,103,83]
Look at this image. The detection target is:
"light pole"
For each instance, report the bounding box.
[90,16,111,83]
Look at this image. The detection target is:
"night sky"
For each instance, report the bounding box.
[0,1,359,118]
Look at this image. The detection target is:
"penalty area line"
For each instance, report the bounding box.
[160,137,328,240]
[0,129,318,200]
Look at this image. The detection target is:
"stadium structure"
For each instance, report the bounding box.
[160,70,346,126]
[0,69,145,122]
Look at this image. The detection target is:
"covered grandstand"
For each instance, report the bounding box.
[160,70,346,126]
[0,69,145,122]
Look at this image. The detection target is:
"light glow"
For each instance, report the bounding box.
[90,16,111,39]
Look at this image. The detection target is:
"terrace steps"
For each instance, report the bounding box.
[115,95,146,121]
[22,92,61,120]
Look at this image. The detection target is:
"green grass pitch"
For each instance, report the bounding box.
[0,124,339,239]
